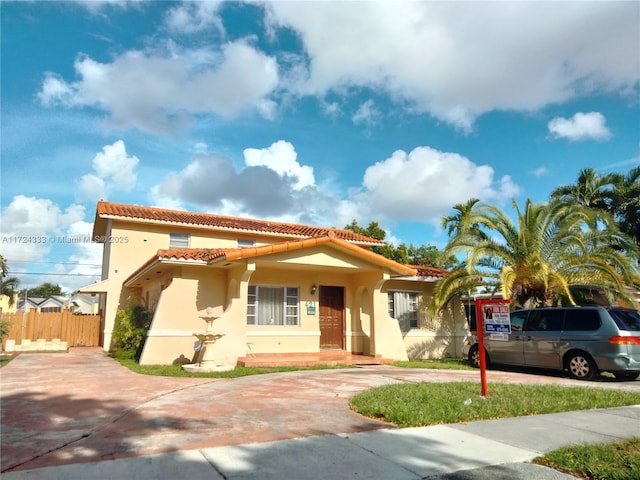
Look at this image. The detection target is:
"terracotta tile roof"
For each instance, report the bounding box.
[155,248,230,262]
[124,233,417,286]
[412,265,450,279]
[96,201,385,246]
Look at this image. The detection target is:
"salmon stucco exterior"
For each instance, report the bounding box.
[81,201,469,366]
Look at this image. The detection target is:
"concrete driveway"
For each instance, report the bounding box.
[1,348,638,474]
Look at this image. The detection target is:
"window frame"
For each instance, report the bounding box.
[41,306,62,313]
[388,290,420,330]
[237,239,256,248]
[169,233,190,249]
[247,285,299,326]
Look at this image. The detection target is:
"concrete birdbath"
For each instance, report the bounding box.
[183,307,234,373]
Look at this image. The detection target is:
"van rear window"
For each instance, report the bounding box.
[609,309,640,331]
[564,309,601,331]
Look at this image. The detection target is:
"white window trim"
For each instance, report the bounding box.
[237,239,255,248]
[388,289,420,329]
[169,233,190,249]
[247,285,300,326]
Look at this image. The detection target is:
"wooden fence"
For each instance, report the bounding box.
[1,309,101,349]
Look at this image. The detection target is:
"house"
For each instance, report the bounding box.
[81,201,468,366]
[16,296,67,313]
[67,294,100,315]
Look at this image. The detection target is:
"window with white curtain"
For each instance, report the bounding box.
[247,286,299,326]
[388,291,419,331]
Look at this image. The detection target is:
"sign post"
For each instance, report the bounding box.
[474,299,511,397]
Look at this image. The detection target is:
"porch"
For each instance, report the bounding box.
[236,351,393,367]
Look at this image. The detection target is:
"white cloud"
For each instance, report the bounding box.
[548,112,612,141]
[38,74,74,107]
[356,146,521,222]
[78,140,139,202]
[38,41,279,134]
[164,1,225,34]
[151,141,520,231]
[322,101,341,118]
[40,3,637,134]
[0,196,83,262]
[531,166,549,178]
[352,99,381,127]
[243,140,315,190]
[151,141,320,217]
[266,2,639,131]
[0,196,102,291]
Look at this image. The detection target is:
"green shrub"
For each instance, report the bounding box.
[0,319,10,347]
[112,302,153,360]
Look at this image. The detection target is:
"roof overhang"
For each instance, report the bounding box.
[124,233,417,287]
[392,275,444,283]
[78,279,109,293]
[124,258,208,287]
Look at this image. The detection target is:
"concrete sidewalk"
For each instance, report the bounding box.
[3,405,639,479]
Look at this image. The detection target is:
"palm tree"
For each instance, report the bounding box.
[441,198,483,238]
[0,277,19,307]
[612,166,640,251]
[551,167,621,213]
[433,198,640,311]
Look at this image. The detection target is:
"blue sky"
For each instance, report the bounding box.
[1,1,639,293]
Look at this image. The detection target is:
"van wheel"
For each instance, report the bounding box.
[468,344,488,368]
[565,352,597,380]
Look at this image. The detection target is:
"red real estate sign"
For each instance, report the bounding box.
[474,298,512,397]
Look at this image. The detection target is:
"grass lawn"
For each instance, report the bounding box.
[534,437,640,480]
[0,354,16,367]
[392,358,474,370]
[115,356,350,378]
[348,382,639,427]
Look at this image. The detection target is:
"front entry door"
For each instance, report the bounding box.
[319,286,344,349]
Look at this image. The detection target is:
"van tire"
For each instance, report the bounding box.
[565,351,597,380]
[468,344,489,369]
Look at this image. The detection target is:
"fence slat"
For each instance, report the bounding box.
[1,310,101,349]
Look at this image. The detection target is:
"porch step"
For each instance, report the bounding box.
[236,352,392,368]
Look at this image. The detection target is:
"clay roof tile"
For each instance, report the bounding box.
[97,201,384,246]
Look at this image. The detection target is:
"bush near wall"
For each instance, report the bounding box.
[112,303,153,360]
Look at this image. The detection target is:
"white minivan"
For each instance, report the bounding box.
[465,306,640,381]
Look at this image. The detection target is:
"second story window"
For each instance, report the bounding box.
[169,233,190,249]
[237,239,255,248]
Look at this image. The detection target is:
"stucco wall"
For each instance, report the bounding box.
[382,279,470,360]
[402,296,469,359]
[96,220,299,350]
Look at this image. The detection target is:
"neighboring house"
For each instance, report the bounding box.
[66,294,100,314]
[16,296,66,313]
[80,201,468,366]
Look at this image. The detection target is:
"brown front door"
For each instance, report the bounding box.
[319,286,344,349]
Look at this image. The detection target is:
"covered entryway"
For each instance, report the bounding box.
[319,286,344,349]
